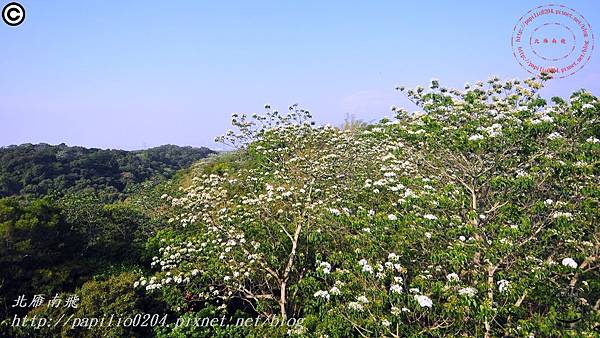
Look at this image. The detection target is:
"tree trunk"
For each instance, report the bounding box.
[279,281,287,320]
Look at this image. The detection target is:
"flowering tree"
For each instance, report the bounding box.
[139,76,599,337]
[139,105,388,322]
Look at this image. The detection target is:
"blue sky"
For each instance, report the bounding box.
[1,0,599,150]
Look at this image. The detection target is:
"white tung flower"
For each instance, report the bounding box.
[388,214,398,221]
[348,302,364,311]
[458,287,477,297]
[497,279,510,293]
[314,290,330,300]
[423,214,438,220]
[468,134,484,141]
[586,136,600,144]
[319,261,332,274]
[390,284,403,294]
[382,319,391,327]
[357,295,369,304]
[404,188,416,198]
[552,212,573,220]
[582,103,595,109]
[547,132,562,140]
[561,257,578,269]
[414,295,433,308]
[328,208,341,216]
[446,273,460,282]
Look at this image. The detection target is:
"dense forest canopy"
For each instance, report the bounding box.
[0,144,215,337]
[0,144,215,198]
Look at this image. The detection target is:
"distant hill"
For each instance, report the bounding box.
[0,143,215,197]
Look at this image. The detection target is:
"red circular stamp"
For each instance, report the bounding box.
[511,4,594,78]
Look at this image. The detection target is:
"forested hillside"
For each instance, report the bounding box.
[0,144,214,198]
[0,144,214,337]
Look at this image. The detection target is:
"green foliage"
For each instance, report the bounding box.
[0,145,216,337]
[0,197,85,317]
[0,144,214,198]
[59,192,155,261]
[13,272,167,338]
[0,194,164,322]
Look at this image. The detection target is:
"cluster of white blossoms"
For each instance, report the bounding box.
[150,241,203,271]
[547,132,563,140]
[423,213,438,221]
[138,76,598,337]
[561,257,578,269]
[552,211,574,220]
[329,281,342,296]
[347,295,370,312]
[390,283,403,294]
[314,290,331,301]
[446,273,460,282]
[358,258,373,274]
[458,287,478,297]
[529,110,554,125]
[497,279,510,293]
[134,272,190,292]
[318,261,332,274]
[414,294,433,308]
[477,123,503,137]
